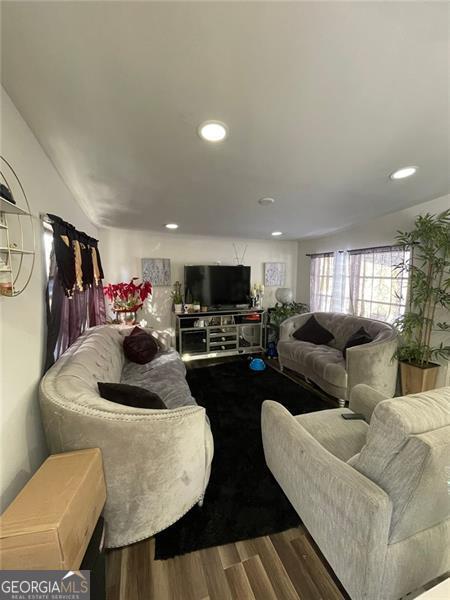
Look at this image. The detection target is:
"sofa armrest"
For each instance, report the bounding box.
[40,390,212,548]
[261,400,392,600]
[349,384,389,422]
[347,334,398,397]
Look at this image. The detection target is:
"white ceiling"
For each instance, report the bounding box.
[1,1,449,239]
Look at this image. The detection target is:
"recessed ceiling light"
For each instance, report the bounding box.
[271,231,283,237]
[258,197,275,206]
[389,166,418,180]
[198,121,228,142]
[165,223,178,230]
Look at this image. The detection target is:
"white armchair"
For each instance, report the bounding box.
[262,384,450,600]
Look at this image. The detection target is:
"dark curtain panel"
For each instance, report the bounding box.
[50,219,76,293]
[44,214,106,371]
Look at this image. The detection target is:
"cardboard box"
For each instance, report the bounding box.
[0,448,106,570]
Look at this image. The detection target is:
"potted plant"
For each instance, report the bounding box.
[394,209,450,394]
[104,278,152,324]
[171,281,183,313]
[268,301,309,344]
[269,301,309,328]
[193,299,201,312]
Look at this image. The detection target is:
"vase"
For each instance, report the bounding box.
[114,309,138,325]
[174,304,183,314]
[275,287,293,305]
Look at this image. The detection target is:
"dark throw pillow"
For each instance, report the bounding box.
[292,315,334,345]
[343,327,373,358]
[123,326,159,364]
[98,382,166,409]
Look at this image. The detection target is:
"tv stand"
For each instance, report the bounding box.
[173,308,266,361]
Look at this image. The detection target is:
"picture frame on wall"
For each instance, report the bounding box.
[264,262,286,287]
[142,258,171,286]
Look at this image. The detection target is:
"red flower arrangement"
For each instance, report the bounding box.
[104,278,152,312]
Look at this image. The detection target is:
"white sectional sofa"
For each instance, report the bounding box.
[40,325,214,548]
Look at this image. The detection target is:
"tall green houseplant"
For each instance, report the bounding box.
[394,209,450,393]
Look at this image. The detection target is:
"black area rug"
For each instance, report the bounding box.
[154,359,330,559]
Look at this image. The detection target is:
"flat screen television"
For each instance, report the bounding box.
[184,265,250,308]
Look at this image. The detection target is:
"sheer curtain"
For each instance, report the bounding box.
[310,253,334,311]
[330,251,349,313]
[310,252,349,313]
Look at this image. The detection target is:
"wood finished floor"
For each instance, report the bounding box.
[106,526,350,600]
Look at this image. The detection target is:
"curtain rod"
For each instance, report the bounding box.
[306,243,407,257]
[40,212,99,244]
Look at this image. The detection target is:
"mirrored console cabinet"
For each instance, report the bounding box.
[173,308,266,360]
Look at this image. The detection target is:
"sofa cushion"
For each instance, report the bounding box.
[292,315,334,345]
[278,339,317,363]
[351,388,450,542]
[121,349,198,409]
[343,326,373,358]
[123,326,159,364]
[295,408,368,461]
[304,345,347,389]
[278,340,347,389]
[98,382,166,409]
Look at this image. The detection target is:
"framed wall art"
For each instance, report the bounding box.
[142,258,171,286]
[264,262,286,287]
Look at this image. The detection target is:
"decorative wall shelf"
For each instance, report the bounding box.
[0,247,34,255]
[0,195,30,215]
[0,156,35,297]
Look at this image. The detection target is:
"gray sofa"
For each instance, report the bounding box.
[39,325,214,548]
[278,312,398,401]
[262,384,450,600]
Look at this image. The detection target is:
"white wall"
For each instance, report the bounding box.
[0,88,97,510]
[99,228,298,331]
[297,194,450,387]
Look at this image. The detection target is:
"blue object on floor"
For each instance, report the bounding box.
[249,357,266,371]
[266,341,278,359]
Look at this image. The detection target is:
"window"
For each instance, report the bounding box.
[309,246,410,323]
[348,247,410,323]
